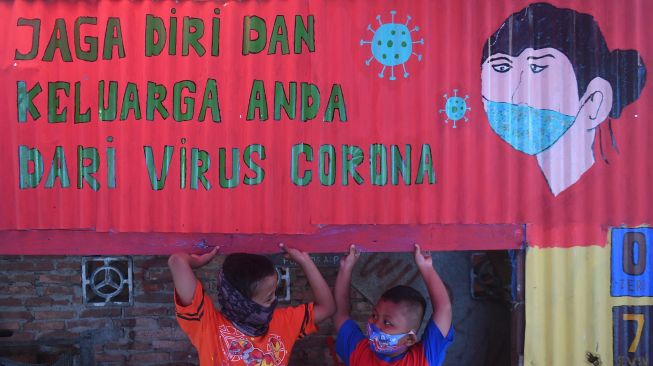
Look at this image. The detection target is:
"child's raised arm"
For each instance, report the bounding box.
[168,247,219,306]
[333,245,360,330]
[280,244,336,323]
[414,244,452,336]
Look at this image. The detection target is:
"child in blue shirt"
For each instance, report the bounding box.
[334,244,454,366]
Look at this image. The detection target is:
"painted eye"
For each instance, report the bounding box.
[529,63,548,73]
[491,63,512,73]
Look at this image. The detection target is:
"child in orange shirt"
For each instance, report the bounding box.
[168,244,335,365]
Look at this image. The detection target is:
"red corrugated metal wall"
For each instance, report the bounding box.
[0,0,650,253]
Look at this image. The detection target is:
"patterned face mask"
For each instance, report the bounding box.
[367,322,415,355]
[484,100,576,155]
[217,271,278,337]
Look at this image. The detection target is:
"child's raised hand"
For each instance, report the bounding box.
[188,246,219,268]
[339,244,361,270]
[279,243,311,264]
[414,243,433,271]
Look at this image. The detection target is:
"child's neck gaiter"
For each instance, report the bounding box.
[216,271,277,337]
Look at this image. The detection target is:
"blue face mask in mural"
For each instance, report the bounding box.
[367,322,415,355]
[484,100,576,155]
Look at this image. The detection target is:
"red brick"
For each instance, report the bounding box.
[0,262,36,271]
[94,353,127,362]
[101,335,131,346]
[136,257,170,268]
[80,308,122,318]
[131,328,173,340]
[131,317,159,328]
[170,351,198,362]
[51,298,73,306]
[42,286,75,296]
[160,362,196,366]
[38,274,81,284]
[152,339,192,351]
[4,331,36,341]
[124,306,169,317]
[135,293,170,304]
[30,261,57,272]
[24,297,53,307]
[129,352,170,362]
[55,261,82,271]
[145,270,172,282]
[113,318,137,328]
[142,282,171,292]
[0,274,36,283]
[125,342,152,351]
[0,321,21,330]
[0,311,33,321]
[170,328,188,339]
[23,321,66,331]
[5,286,36,295]
[34,311,76,320]
[66,318,111,331]
[158,318,177,327]
[0,298,22,307]
[38,330,79,340]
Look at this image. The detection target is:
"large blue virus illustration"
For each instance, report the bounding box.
[360,11,424,80]
[439,89,471,128]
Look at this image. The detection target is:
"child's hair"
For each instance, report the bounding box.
[222,253,276,299]
[380,285,427,326]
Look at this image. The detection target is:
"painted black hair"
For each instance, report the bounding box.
[481,2,646,118]
[222,253,276,299]
[380,285,427,319]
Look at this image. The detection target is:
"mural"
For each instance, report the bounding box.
[0,1,651,251]
[481,2,647,196]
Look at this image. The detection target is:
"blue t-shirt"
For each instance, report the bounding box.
[336,319,454,366]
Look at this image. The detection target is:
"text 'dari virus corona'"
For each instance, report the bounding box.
[439,89,471,128]
[360,10,424,80]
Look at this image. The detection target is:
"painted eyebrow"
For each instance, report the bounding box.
[488,56,512,63]
[527,54,555,61]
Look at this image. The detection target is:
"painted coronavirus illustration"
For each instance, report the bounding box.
[360,10,424,80]
[481,2,647,196]
[439,89,471,128]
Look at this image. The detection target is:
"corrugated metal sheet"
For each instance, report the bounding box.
[526,231,652,366]
[0,0,651,250]
[0,0,652,363]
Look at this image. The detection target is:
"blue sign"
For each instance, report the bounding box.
[611,228,652,297]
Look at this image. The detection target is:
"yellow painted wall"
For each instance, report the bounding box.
[525,243,652,366]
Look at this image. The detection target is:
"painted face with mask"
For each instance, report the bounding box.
[481,46,616,196]
[482,47,583,155]
[483,100,576,155]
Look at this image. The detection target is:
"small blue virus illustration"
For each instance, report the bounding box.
[439,89,471,128]
[360,10,424,80]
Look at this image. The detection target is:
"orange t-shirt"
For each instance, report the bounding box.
[175,280,318,366]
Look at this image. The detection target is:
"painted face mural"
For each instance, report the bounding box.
[482,47,581,156]
[481,2,646,196]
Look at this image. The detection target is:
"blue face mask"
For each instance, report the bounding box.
[367,322,415,355]
[484,100,576,155]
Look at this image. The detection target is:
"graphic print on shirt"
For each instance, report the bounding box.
[219,325,287,366]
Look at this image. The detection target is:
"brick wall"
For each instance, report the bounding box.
[0,255,348,366]
[0,253,515,365]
